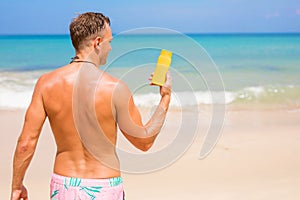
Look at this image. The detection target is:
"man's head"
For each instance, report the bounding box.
[69,12,113,65]
[69,12,110,51]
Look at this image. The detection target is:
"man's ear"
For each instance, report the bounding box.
[94,37,103,48]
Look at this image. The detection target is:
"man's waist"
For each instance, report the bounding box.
[51,173,123,187]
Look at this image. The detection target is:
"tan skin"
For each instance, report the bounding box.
[11,23,171,200]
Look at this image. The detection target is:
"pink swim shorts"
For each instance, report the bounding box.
[50,173,124,200]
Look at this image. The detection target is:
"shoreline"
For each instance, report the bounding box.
[3,101,298,114]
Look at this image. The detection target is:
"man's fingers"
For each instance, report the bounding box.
[148,73,154,80]
[11,190,21,200]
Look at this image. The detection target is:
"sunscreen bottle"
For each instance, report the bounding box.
[151,49,172,86]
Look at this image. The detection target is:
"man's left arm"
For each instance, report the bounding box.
[11,77,47,200]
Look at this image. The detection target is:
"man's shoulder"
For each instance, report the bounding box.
[35,65,69,89]
[100,70,117,81]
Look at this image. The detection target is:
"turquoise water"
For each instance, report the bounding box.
[0,35,73,70]
[0,33,299,108]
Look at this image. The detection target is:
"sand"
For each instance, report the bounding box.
[1,107,300,199]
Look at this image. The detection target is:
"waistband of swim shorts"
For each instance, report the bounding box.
[51,173,123,188]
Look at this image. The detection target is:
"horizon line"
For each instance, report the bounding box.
[0,31,300,36]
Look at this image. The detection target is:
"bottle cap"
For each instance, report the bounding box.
[158,49,172,66]
[160,49,172,58]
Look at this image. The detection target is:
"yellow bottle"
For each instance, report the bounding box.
[151,49,172,86]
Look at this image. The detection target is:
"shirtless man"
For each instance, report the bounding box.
[11,12,171,200]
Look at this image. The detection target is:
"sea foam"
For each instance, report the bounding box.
[1,85,299,109]
[1,69,299,109]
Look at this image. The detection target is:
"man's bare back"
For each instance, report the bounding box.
[40,63,121,178]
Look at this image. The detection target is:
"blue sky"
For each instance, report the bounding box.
[0,0,299,34]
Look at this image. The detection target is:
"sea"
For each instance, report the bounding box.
[0,33,300,110]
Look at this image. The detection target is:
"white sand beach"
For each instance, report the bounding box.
[1,107,300,199]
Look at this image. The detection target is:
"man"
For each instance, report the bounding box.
[11,12,171,200]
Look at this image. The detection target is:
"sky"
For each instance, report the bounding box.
[0,0,299,34]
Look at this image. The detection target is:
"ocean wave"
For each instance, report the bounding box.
[0,71,299,109]
[231,85,300,105]
[0,72,37,109]
[1,84,299,109]
[0,88,33,109]
[133,86,300,108]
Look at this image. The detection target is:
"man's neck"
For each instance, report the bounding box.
[74,52,100,67]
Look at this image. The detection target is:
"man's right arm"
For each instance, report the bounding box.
[11,76,47,199]
[113,72,171,151]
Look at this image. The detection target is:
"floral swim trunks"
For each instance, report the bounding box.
[50,173,124,200]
